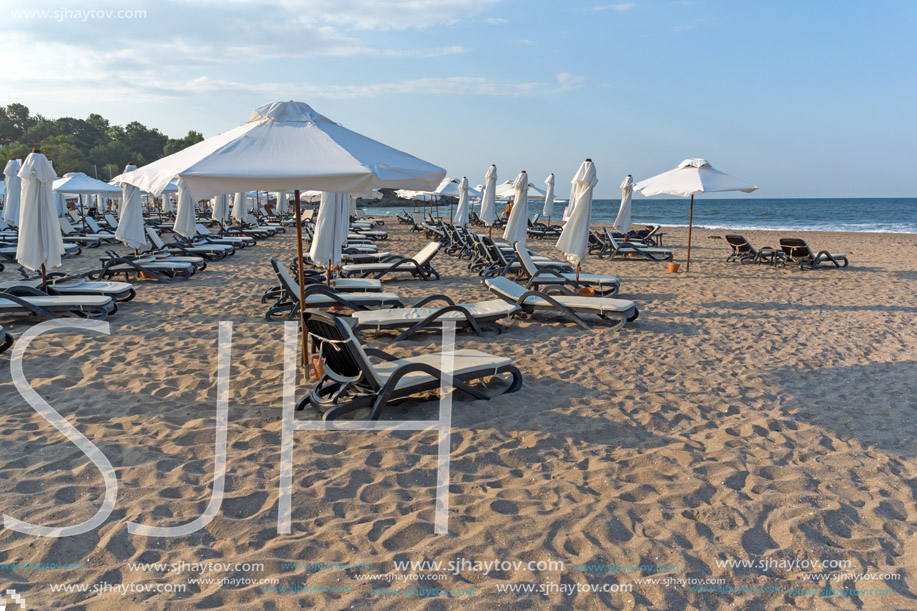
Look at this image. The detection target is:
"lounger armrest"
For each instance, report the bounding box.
[412,294,456,307]
[363,348,399,361]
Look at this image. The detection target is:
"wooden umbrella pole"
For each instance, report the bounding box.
[292,190,311,379]
[40,264,47,292]
[686,193,694,273]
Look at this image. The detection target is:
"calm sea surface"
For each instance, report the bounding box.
[366,198,917,233]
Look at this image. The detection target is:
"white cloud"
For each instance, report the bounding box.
[555,73,586,91]
[177,0,502,31]
[593,2,636,11]
[674,17,705,31]
[486,17,508,24]
[516,38,537,46]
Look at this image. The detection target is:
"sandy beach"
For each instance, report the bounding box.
[0,221,915,610]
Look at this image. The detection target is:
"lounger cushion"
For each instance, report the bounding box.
[0,294,112,310]
[373,350,513,391]
[351,299,518,329]
[485,277,634,313]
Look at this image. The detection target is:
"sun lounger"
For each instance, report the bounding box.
[262,257,383,305]
[299,309,523,420]
[340,241,442,281]
[483,276,638,331]
[0,287,117,320]
[1,276,135,302]
[265,259,403,320]
[350,296,519,341]
[0,325,12,355]
[93,252,198,283]
[146,228,234,261]
[724,235,786,265]
[194,223,256,248]
[595,228,673,261]
[59,217,117,243]
[779,238,849,270]
[513,243,619,296]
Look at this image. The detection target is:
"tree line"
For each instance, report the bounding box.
[0,103,203,180]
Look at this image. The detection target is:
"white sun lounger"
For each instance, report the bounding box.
[513,242,619,296]
[340,242,441,281]
[483,276,638,331]
[350,297,519,341]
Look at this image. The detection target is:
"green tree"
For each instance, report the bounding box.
[163,130,204,156]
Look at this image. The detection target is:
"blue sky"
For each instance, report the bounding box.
[3,0,915,197]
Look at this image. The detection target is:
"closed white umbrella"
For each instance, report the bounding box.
[3,159,22,226]
[556,159,598,282]
[309,192,350,271]
[502,171,529,246]
[16,151,64,287]
[636,158,756,272]
[613,174,634,234]
[162,193,174,213]
[274,191,288,214]
[211,194,230,222]
[115,163,146,251]
[173,178,197,239]
[453,177,471,225]
[54,191,66,216]
[542,173,555,220]
[231,191,255,225]
[479,164,498,230]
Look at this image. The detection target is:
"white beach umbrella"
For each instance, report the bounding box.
[613,174,634,234]
[556,159,598,276]
[435,177,482,199]
[479,164,498,227]
[3,159,22,226]
[453,177,471,225]
[542,173,555,219]
[495,179,545,199]
[502,171,530,246]
[231,191,255,225]
[116,100,445,379]
[116,163,146,251]
[16,152,64,281]
[211,194,230,222]
[114,101,444,201]
[53,172,122,197]
[636,158,757,272]
[309,192,350,268]
[54,191,66,216]
[173,178,197,239]
[274,191,288,214]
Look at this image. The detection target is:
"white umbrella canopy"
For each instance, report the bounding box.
[502,171,530,246]
[173,178,197,238]
[274,191,288,214]
[231,191,255,224]
[16,152,65,274]
[3,159,22,226]
[495,179,546,199]
[479,164,498,226]
[435,177,482,198]
[53,172,122,195]
[556,159,598,271]
[309,192,350,268]
[115,101,445,201]
[613,174,634,233]
[635,158,757,271]
[116,163,146,250]
[542,173,555,218]
[453,177,471,225]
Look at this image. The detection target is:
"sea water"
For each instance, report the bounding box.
[367,198,917,234]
